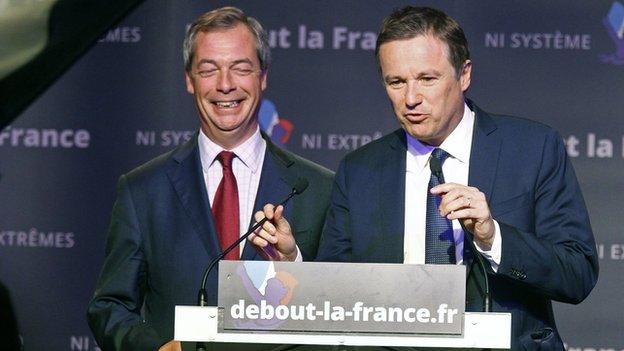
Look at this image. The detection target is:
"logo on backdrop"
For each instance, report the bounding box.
[258,99,294,146]
[600,1,624,65]
[234,261,298,329]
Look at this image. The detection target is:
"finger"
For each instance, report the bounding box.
[273,205,291,231]
[253,222,278,244]
[248,233,270,247]
[440,195,472,216]
[445,208,475,221]
[274,205,284,220]
[263,203,276,220]
[438,188,471,214]
[253,211,275,237]
[439,186,482,212]
[253,211,272,235]
[261,220,277,236]
[254,210,266,222]
[430,182,463,194]
[446,206,489,223]
[257,225,279,244]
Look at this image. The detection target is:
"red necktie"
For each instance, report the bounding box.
[212,151,240,260]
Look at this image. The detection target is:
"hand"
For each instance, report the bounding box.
[158,340,181,351]
[248,204,297,261]
[430,183,495,250]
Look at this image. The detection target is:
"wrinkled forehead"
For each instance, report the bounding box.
[378,35,453,72]
[192,25,259,66]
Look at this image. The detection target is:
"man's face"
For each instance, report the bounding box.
[185,24,267,149]
[378,35,471,146]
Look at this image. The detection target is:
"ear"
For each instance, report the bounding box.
[185,71,195,94]
[460,60,472,92]
[260,69,268,91]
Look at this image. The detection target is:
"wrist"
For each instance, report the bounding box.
[284,249,297,261]
[475,237,493,251]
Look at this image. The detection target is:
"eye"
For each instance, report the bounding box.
[231,67,254,76]
[196,69,217,78]
[387,80,406,89]
[420,76,437,85]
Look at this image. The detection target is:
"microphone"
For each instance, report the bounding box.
[195,178,309,351]
[429,154,444,180]
[429,158,491,312]
[197,177,309,307]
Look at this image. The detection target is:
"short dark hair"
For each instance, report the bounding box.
[183,6,271,72]
[375,6,470,77]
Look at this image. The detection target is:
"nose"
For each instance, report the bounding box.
[404,80,423,109]
[216,69,235,93]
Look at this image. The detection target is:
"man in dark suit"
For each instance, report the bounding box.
[86,7,333,351]
[254,6,598,350]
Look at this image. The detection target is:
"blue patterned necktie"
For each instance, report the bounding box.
[425,148,456,264]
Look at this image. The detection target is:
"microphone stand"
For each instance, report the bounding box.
[195,179,308,351]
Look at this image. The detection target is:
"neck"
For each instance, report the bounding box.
[201,122,258,150]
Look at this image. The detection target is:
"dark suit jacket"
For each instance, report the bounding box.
[0,280,21,351]
[87,133,334,351]
[317,101,598,350]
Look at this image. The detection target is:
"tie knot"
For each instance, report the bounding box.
[431,148,450,164]
[216,151,236,169]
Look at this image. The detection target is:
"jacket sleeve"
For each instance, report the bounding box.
[495,129,599,304]
[316,160,353,262]
[86,175,165,350]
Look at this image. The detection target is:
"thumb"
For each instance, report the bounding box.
[274,205,290,230]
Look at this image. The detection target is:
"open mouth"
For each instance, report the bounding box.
[213,100,243,108]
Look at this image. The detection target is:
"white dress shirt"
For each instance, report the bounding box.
[198,127,266,255]
[403,103,501,270]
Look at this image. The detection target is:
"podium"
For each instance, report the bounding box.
[175,261,511,349]
[175,306,510,349]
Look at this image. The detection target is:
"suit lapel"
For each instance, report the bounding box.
[241,134,295,260]
[466,101,501,272]
[380,130,407,263]
[467,101,501,203]
[166,135,221,258]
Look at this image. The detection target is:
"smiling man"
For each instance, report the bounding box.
[86,7,333,351]
[252,6,598,350]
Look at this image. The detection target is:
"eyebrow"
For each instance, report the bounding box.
[383,74,403,82]
[196,58,254,67]
[383,70,444,81]
[418,70,443,77]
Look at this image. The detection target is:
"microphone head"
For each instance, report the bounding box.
[293,178,309,195]
[429,156,442,177]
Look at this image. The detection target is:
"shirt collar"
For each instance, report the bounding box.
[406,102,475,171]
[198,127,265,174]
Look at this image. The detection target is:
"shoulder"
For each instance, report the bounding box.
[265,140,334,184]
[285,148,334,180]
[484,112,565,160]
[473,104,567,169]
[341,128,404,166]
[493,114,557,137]
[473,102,560,141]
[265,142,335,209]
[122,136,197,188]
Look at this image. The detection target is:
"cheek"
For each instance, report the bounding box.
[387,91,404,109]
[425,86,450,109]
[196,78,217,93]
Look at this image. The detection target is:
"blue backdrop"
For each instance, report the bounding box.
[1,1,622,350]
